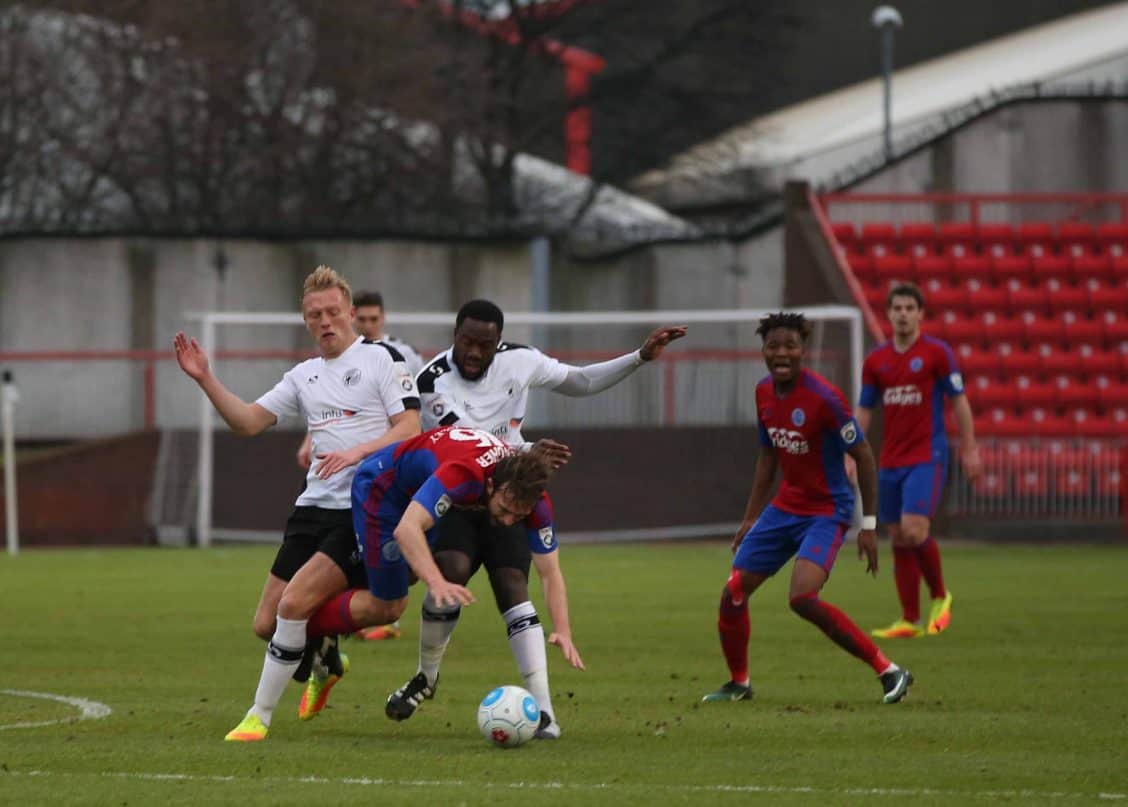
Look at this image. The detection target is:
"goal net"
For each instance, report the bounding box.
[162,306,863,547]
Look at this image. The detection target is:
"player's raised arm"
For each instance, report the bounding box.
[173,332,276,436]
[550,325,688,397]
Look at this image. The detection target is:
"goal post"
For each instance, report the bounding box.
[185,306,864,548]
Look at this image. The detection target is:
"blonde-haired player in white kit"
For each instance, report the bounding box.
[173,265,422,742]
[384,298,686,739]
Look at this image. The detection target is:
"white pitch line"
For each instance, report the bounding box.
[0,769,1123,801]
[0,689,112,731]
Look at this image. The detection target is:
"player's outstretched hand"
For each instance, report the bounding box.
[548,632,585,670]
[314,446,364,479]
[961,442,982,483]
[639,325,688,361]
[173,332,210,381]
[857,529,878,576]
[530,438,572,470]
[429,579,475,608]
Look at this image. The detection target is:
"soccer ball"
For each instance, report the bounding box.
[477,685,540,748]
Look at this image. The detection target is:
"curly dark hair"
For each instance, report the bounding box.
[756,312,810,342]
[491,450,552,509]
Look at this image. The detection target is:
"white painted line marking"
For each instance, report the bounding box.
[0,769,1122,800]
[0,689,112,731]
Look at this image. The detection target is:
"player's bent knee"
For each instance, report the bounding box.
[435,552,473,585]
[788,591,819,618]
[353,591,408,626]
[252,615,275,641]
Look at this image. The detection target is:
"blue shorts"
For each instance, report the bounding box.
[351,445,425,601]
[878,460,948,524]
[732,505,848,577]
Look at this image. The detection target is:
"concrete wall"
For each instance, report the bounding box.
[0,233,783,438]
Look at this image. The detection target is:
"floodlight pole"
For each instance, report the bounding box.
[871,5,903,162]
[2,370,19,556]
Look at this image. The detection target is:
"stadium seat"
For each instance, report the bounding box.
[1019,310,1062,345]
[974,310,1024,343]
[1025,408,1073,438]
[974,407,1024,437]
[1077,344,1122,377]
[1037,343,1074,377]
[1014,375,1057,410]
[860,222,898,255]
[914,254,952,286]
[874,254,914,284]
[1060,310,1104,346]
[1006,281,1048,314]
[1097,378,1128,412]
[1054,375,1100,411]
[1067,409,1113,438]
[1044,279,1089,314]
[938,221,976,255]
[900,221,937,255]
[1013,461,1052,494]
[956,343,999,377]
[998,343,1042,375]
[924,284,969,315]
[1057,220,1096,253]
[1071,253,1113,283]
[966,279,1009,312]
[1030,254,1072,284]
[1095,221,1128,252]
[863,285,887,313]
[1100,311,1128,344]
[1017,221,1055,254]
[970,375,1013,411]
[1054,465,1092,497]
[952,254,992,284]
[930,310,972,344]
[1087,282,1128,314]
[977,222,1015,255]
[992,254,1032,285]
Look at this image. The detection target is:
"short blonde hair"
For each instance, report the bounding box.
[301,265,352,307]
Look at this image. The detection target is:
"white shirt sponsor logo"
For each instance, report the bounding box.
[767,427,810,455]
[883,385,923,406]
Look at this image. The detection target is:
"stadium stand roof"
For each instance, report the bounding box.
[630,2,1128,212]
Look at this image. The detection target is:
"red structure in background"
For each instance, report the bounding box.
[402,0,606,175]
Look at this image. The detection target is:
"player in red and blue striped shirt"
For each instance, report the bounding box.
[859,283,980,639]
[703,312,913,705]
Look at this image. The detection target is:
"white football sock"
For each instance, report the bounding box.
[503,600,553,721]
[249,616,307,726]
[418,590,460,686]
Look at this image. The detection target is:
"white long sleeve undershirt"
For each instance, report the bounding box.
[551,349,645,397]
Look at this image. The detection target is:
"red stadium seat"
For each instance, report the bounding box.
[1059,310,1104,346]
[1057,221,1096,252]
[1017,222,1055,253]
[929,310,972,344]
[1077,344,1122,377]
[1068,409,1114,438]
[1037,343,1074,377]
[1025,408,1074,438]
[864,285,887,313]
[1006,281,1048,314]
[956,343,999,377]
[965,279,1009,312]
[1019,310,1062,345]
[991,254,1032,284]
[900,221,937,254]
[1054,375,1100,411]
[924,284,969,315]
[1030,254,1072,284]
[951,254,992,284]
[1095,221,1128,252]
[1044,279,1089,314]
[1071,253,1113,283]
[1097,378,1128,411]
[1014,376,1057,410]
[974,407,1025,437]
[938,221,976,255]
[860,223,898,255]
[1087,282,1128,314]
[977,222,1015,255]
[970,375,1013,410]
[999,343,1043,375]
[1054,465,1092,497]
[914,255,952,286]
[874,254,914,284]
[974,310,1024,343]
[1013,461,1051,494]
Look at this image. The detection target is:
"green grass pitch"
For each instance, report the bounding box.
[1,541,1126,805]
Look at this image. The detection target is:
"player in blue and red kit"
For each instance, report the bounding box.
[703,312,913,705]
[230,425,566,741]
[859,283,980,639]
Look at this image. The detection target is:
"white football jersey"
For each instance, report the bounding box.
[257,336,420,508]
[381,334,425,377]
[417,343,569,445]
